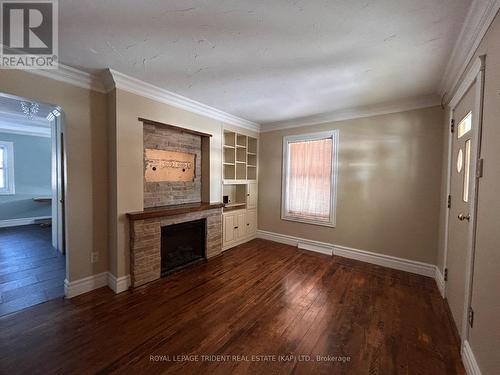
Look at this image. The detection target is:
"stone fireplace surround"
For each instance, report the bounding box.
[127,118,222,288]
[128,203,223,287]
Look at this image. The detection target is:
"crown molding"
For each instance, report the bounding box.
[260,95,441,133]
[27,63,107,93]
[103,69,261,132]
[25,63,260,131]
[439,0,500,99]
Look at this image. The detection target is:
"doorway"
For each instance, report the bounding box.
[443,56,485,342]
[0,93,66,316]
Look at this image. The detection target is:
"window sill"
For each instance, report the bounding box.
[281,215,336,228]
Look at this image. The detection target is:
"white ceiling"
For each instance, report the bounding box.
[59,0,472,125]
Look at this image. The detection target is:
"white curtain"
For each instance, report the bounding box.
[286,137,333,221]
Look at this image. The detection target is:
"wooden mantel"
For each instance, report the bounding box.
[138,117,213,138]
[127,202,223,221]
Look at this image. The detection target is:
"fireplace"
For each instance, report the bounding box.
[128,118,222,288]
[161,219,206,275]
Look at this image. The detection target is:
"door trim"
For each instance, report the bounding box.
[442,55,485,345]
[48,108,65,253]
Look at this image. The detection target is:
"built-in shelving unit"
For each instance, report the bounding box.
[222,129,259,251]
[223,130,258,182]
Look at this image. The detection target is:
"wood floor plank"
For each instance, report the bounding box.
[0,225,65,317]
[0,239,464,374]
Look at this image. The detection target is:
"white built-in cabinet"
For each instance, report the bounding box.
[222,128,258,250]
[223,205,257,250]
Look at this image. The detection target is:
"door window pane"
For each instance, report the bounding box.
[463,139,471,202]
[457,112,472,138]
[456,149,463,173]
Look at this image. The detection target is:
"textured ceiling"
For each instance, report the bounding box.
[59,0,471,124]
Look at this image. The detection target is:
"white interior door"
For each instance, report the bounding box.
[446,84,476,337]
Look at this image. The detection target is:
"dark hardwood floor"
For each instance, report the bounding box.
[0,225,65,316]
[0,239,464,374]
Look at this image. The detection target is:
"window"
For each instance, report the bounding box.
[281,131,338,227]
[0,141,15,195]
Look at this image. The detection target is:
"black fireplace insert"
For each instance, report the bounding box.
[161,219,206,276]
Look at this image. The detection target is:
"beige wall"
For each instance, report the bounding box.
[439,11,500,374]
[0,70,109,281]
[258,106,444,264]
[109,89,233,278]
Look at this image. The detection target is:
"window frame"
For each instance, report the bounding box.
[0,141,15,195]
[281,130,339,227]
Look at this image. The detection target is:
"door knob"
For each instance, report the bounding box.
[458,213,471,222]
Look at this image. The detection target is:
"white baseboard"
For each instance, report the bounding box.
[258,230,334,256]
[64,272,131,298]
[64,272,108,298]
[435,267,446,298]
[257,230,435,278]
[462,340,482,375]
[107,273,131,294]
[0,216,51,228]
[333,243,436,277]
[298,241,333,256]
[257,230,299,246]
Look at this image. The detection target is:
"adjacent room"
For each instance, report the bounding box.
[0,95,65,316]
[0,1,499,374]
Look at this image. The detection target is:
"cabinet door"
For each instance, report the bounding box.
[223,214,236,244]
[246,210,257,236]
[236,212,247,239]
[247,183,258,209]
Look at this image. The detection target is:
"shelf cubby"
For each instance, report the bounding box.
[222,184,247,210]
[247,153,257,167]
[236,147,247,162]
[236,163,247,180]
[224,164,235,180]
[236,134,247,147]
[224,131,236,147]
[248,137,257,154]
[224,147,235,164]
[247,166,257,180]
